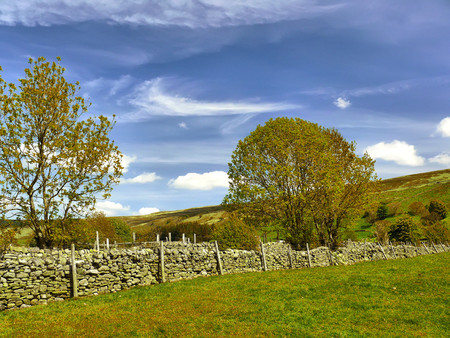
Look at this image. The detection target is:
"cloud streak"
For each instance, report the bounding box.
[121,172,161,184]
[0,1,342,28]
[124,77,298,119]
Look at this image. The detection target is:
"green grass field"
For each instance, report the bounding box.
[1,252,448,337]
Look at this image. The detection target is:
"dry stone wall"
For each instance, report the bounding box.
[1,241,448,311]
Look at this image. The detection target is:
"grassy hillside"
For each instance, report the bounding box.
[377,169,450,207]
[11,169,450,245]
[120,169,449,242]
[0,252,448,336]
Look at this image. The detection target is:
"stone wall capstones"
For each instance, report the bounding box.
[0,241,448,311]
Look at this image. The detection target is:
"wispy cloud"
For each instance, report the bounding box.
[169,171,229,191]
[0,1,343,28]
[303,76,450,100]
[429,152,450,166]
[365,140,425,167]
[124,77,298,119]
[121,172,161,184]
[84,75,134,97]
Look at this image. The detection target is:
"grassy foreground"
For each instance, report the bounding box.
[1,253,448,337]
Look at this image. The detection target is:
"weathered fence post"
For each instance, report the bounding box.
[132,232,136,245]
[260,241,267,271]
[328,245,333,266]
[422,242,430,254]
[389,241,397,259]
[377,242,388,260]
[182,233,186,244]
[160,241,166,283]
[169,232,172,242]
[431,242,438,253]
[96,231,100,251]
[287,245,293,269]
[156,234,160,243]
[214,241,223,275]
[106,238,110,251]
[194,233,197,244]
[71,244,78,298]
[306,243,312,268]
[363,239,367,260]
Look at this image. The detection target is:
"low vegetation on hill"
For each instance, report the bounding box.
[0,252,448,336]
[6,169,450,249]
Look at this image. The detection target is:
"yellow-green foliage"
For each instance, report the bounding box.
[211,214,260,250]
[224,117,377,248]
[0,57,123,248]
[0,228,16,257]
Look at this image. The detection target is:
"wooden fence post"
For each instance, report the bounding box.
[156,234,160,243]
[389,241,397,259]
[260,241,267,271]
[214,241,223,275]
[169,232,172,242]
[306,243,312,268]
[95,231,100,251]
[160,241,166,283]
[182,233,186,244]
[377,243,388,260]
[71,244,78,298]
[132,232,136,245]
[422,242,430,254]
[106,238,110,251]
[431,242,438,253]
[287,245,293,269]
[194,233,196,245]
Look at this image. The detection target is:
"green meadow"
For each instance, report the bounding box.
[1,252,448,337]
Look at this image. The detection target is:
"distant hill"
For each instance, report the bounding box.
[13,169,450,244]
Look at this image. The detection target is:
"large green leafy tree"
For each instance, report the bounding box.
[0,57,123,248]
[223,117,377,248]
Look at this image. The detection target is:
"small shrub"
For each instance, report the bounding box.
[212,214,259,250]
[374,220,391,244]
[376,203,389,220]
[409,201,427,217]
[389,216,418,243]
[427,200,447,220]
[421,219,450,243]
[0,228,16,258]
[111,218,132,242]
[387,202,402,216]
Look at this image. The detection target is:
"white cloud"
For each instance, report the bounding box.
[138,207,160,215]
[96,201,130,216]
[429,152,450,166]
[365,140,425,166]
[121,172,161,184]
[334,97,351,109]
[0,1,342,28]
[178,122,188,129]
[169,171,229,191]
[121,154,136,173]
[125,77,298,119]
[436,117,450,137]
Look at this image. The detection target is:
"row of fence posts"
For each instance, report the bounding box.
[92,231,199,250]
[71,237,449,298]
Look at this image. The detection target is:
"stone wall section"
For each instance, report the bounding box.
[1,241,448,311]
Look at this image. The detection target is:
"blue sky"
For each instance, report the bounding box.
[0,0,449,216]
